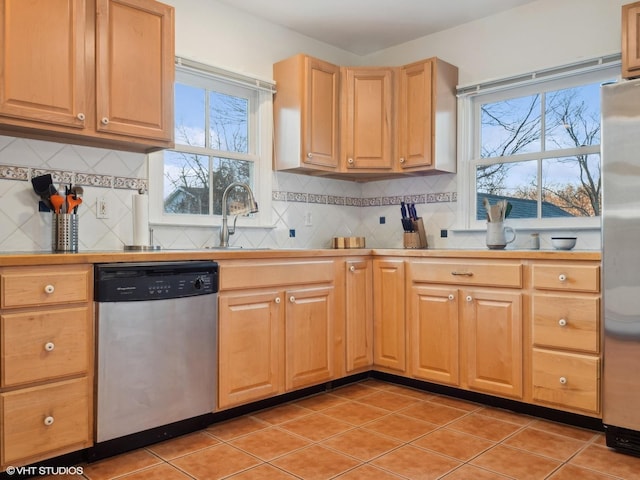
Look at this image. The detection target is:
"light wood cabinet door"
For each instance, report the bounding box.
[410,286,459,385]
[342,67,394,171]
[273,54,340,172]
[462,289,523,399]
[345,259,373,372]
[623,1,640,79]
[218,290,283,409]
[0,0,87,129]
[95,0,174,142]
[285,286,335,390]
[398,60,433,170]
[373,259,406,372]
[1,377,92,468]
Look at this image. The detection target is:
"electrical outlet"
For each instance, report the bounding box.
[97,197,109,219]
[440,229,448,238]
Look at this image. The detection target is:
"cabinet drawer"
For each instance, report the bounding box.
[532,348,600,414]
[532,294,600,353]
[531,264,600,293]
[1,377,92,466]
[410,260,522,288]
[1,307,91,387]
[220,260,335,290]
[0,265,91,308]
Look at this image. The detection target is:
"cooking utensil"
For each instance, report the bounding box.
[66,194,82,214]
[50,194,65,214]
[482,197,491,221]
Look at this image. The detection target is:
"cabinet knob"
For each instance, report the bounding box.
[101,117,110,125]
[558,318,567,327]
[448,294,455,301]
[559,376,567,385]
[307,152,313,158]
[44,342,55,352]
[558,274,567,282]
[44,284,55,294]
[399,157,405,164]
[44,416,55,426]
[349,265,356,272]
[466,295,473,302]
[347,158,354,165]
[289,296,295,303]
[275,297,281,304]
[76,112,85,121]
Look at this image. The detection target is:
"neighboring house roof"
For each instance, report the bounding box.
[477,193,575,220]
[164,186,209,213]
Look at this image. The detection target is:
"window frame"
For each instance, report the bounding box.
[456,61,620,232]
[148,62,273,228]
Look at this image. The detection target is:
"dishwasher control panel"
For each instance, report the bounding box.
[95,261,218,302]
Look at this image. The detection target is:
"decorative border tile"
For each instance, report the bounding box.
[0,164,145,191]
[272,191,457,207]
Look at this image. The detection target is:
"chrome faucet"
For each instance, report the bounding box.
[219,182,259,247]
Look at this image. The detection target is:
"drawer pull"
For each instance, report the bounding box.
[43,416,55,426]
[451,271,473,276]
[448,294,455,301]
[44,342,55,352]
[466,295,473,302]
[559,376,567,385]
[558,318,567,327]
[558,274,567,282]
[274,297,281,304]
[44,284,55,294]
[349,265,356,272]
[289,296,295,303]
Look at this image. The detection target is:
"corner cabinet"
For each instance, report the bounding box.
[273,54,340,173]
[341,67,395,172]
[0,0,174,152]
[273,54,458,180]
[623,1,640,79]
[0,265,93,471]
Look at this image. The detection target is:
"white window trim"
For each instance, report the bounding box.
[454,56,621,232]
[148,60,274,228]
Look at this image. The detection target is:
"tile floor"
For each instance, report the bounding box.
[47,380,640,480]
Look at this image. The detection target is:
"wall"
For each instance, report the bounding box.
[0,0,621,252]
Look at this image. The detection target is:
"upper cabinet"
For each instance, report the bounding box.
[273,54,340,173]
[398,58,457,174]
[341,67,395,172]
[273,54,458,181]
[0,0,174,153]
[623,1,640,79]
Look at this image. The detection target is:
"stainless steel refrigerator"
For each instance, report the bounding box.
[602,78,640,455]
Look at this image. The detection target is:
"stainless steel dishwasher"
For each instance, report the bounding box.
[94,261,218,446]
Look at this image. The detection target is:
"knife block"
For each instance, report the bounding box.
[403,218,428,249]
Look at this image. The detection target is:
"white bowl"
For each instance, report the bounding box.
[551,237,577,250]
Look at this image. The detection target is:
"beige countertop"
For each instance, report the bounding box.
[0,248,601,267]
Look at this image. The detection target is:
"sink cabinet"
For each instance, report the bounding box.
[217,259,337,409]
[0,0,174,152]
[0,264,93,471]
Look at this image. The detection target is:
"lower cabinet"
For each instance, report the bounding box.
[217,259,338,410]
[344,259,373,373]
[410,286,459,385]
[462,289,523,399]
[373,258,406,372]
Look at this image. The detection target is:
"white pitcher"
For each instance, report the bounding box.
[486,222,516,249]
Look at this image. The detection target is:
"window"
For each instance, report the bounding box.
[149,59,274,227]
[458,58,620,230]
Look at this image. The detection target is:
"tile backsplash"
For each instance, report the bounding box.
[0,135,600,252]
